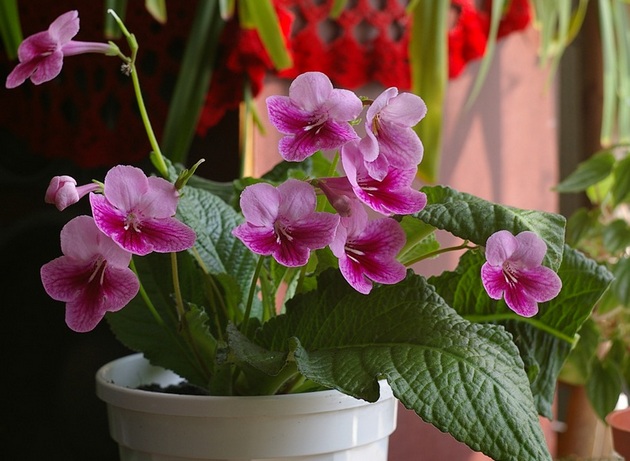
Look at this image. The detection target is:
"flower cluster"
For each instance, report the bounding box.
[234,71,427,294]
[41,165,195,331]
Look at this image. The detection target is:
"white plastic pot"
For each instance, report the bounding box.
[96,354,398,461]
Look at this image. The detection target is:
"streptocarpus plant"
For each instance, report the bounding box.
[6,10,613,461]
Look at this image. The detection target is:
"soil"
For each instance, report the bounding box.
[137,382,211,396]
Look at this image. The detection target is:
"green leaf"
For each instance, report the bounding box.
[612,153,630,205]
[239,0,292,71]
[408,1,448,183]
[565,207,599,247]
[430,246,613,416]
[397,216,438,266]
[586,357,622,420]
[106,252,217,389]
[176,184,259,316]
[161,0,225,165]
[0,0,22,59]
[145,0,167,24]
[254,271,552,461]
[611,257,630,306]
[559,318,600,386]
[416,185,566,270]
[603,219,630,255]
[556,150,616,193]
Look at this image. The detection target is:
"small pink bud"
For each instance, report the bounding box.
[45,175,100,211]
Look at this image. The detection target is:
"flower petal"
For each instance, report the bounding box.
[102,165,149,212]
[485,230,518,266]
[240,182,280,227]
[64,265,139,332]
[48,10,79,45]
[288,71,333,111]
[480,263,508,300]
[380,92,427,127]
[277,179,317,220]
[504,286,539,318]
[511,231,547,268]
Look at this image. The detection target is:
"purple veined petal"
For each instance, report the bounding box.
[518,266,563,302]
[41,256,93,302]
[277,179,317,221]
[484,230,518,266]
[48,10,80,45]
[266,95,312,134]
[285,211,340,250]
[338,257,374,295]
[380,92,427,127]
[239,183,280,227]
[16,30,56,61]
[288,71,334,111]
[278,119,358,162]
[273,238,312,267]
[480,263,508,300]
[132,217,197,254]
[358,218,407,258]
[232,224,279,257]
[64,264,140,332]
[511,231,547,268]
[376,120,423,169]
[324,88,363,121]
[102,165,150,212]
[503,286,539,318]
[28,50,64,85]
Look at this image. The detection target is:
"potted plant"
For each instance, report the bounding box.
[4,7,613,461]
[556,146,630,456]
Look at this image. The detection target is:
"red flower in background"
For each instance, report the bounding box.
[448,0,488,78]
[196,8,293,135]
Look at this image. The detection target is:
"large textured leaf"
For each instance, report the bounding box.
[106,252,217,388]
[177,184,259,315]
[430,246,613,416]
[416,186,566,270]
[253,271,551,461]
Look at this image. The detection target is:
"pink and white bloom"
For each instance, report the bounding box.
[359,87,427,180]
[481,230,562,317]
[45,175,101,211]
[266,71,363,162]
[89,165,196,256]
[330,202,407,294]
[233,179,340,267]
[40,216,139,332]
[341,140,427,215]
[6,10,117,89]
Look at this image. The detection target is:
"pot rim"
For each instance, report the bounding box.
[95,353,395,417]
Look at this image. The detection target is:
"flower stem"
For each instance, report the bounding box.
[107,9,169,179]
[464,313,577,345]
[405,240,477,266]
[241,255,265,333]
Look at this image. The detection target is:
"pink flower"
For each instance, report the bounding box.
[45,175,100,211]
[359,87,427,180]
[481,230,562,317]
[330,202,407,294]
[5,10,116,89]
[89,165,196,256]
[266,71,363,162]
[40,216,139,332]
[232,179,340,267]
[340,140,427,215]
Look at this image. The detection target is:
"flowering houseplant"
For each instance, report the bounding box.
[5,9,614,461]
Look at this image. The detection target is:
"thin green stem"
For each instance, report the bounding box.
[241,255,265,332]
[170,252,186,320]
[107,9,168,178]
[464,313,577,345]
[405,241,477,266]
